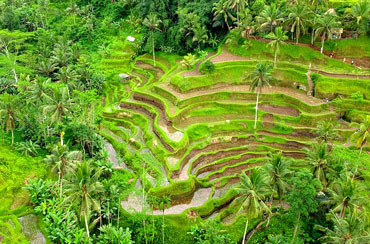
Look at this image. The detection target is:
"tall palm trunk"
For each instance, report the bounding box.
[320,32,326,54]
[162,210,165,244]
[85,215,90,238]
[242,219,249,244]
[152,32,156,67]
[274,48,277,68]
[11,129,14,146]
[292,212,301,242]
[311,28,315,45]
[254,91,260,129]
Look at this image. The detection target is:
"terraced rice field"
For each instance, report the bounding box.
[101,43,369,224]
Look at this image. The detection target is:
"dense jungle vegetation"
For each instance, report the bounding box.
[0,0,370,243]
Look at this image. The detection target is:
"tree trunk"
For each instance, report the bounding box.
[162,210,165,244]
[292,212,301,243]
[296,27,300,44]
[320,33,325,54]
[242,219,249,244]
[311,28,315,45]
[266,192,274,228]
[85,215,90,238]
[274,49,277,68]
[152,33,156,67]
[11,129,14,146]
[59,175,63,198]
[117,196,120,230]
[254,92,260,130]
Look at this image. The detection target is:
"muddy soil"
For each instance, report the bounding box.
[211,49,250,63]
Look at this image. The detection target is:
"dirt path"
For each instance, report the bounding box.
[311,69,370,79]
[211,49,250,63]
[181,53,215,77]
[152,188,212,215]
[160,83,324,105]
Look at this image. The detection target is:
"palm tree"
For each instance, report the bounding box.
[316,209,370,243]
[159,196,171,244]
[227,0,248,27]
[314,13,341,53]
[44,144,82,198]
[56,66,78,83]
[304,142,334,189]
[66,0,80,24]
[143,13,161,66]
[213,0,235,30]
[256,4,284,33]
[192,27,208,51]
[42,87,75,123]
[315,120,339,143]
[351,115,370,154]
[0,93,18,145]
[37,59,57,77]
[264,152,291,203]
[235,168,270,244]
[324,175,365,218]
[246,62,274,129]
[266,27,288,68]
[351,0,370,37]
[63,161,105,238]
[26,78,50,104]
[287,3,312,44]
[309,0,328,12]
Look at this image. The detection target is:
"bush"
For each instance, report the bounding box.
[200,60,215,74]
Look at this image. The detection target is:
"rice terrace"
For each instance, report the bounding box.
[0,0,370,243]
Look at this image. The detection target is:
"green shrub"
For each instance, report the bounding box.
[199,60,216,74]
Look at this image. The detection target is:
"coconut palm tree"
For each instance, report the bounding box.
[315,120,339,143]
[324,175,365,218]
[0,93,19,145]
[287,3,312,44]
[213,0,235,30]
[256,4,284,33]
[158,196,171,244]
[227,0,248,27]
[56,66,78,84]
[235,168,270,244]
[309,0,328,13]
[351,0,370,37]
[26,78,51,104]
[314,13,341,53]
[44,144,82,198]
[351,115,370,154]
[246,62,274,129]
[266,27,288,67]
[316,209,370,243]
[264,152,291,203]
[42,87,75,123]
[37,59,57,77]
[304,142,334,189]
[192,27,208,51]
[66,0,80,24]
[63,161,105,238]
[143,13,161,66]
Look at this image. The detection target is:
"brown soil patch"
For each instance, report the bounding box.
[262,114,274,128]
[259,104,300,116]
[119,102,174,152]
[160,83,324,106]
[196,153,265,177]
[208,162,261,181]
[172,136,307,179]
[211,49,250,63]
